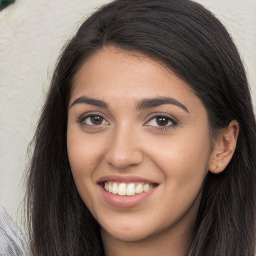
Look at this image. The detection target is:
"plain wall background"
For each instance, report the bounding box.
[0,0,255,231]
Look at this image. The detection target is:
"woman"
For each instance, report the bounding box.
[26,0,256,255]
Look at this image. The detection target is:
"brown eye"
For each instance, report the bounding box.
[89,115,104,125]
[146,115,177,129]
[155,116,169,126]
[80,114,108,126]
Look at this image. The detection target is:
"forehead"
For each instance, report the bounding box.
[71,46,195,101]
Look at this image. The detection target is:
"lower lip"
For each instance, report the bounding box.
[100,186,157,208]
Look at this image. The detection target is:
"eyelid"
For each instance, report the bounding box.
[144,113,178,128]
[77,112,110,126]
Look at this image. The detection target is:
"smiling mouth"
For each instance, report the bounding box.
[102,181,158,196]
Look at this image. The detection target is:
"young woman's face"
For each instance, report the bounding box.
[67,47,214,244]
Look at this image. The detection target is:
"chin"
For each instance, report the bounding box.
[102,218,154,242]
[102,226,154,242]
[99,216,166,243]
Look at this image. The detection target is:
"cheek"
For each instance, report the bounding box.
[144,127,211,190]
[166,125,210,165]
[147,133,210,225]
[66,129,106,207]
[67,128,105,174]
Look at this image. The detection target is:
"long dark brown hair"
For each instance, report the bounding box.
[26,0,256,255]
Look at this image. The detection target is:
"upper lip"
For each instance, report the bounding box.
[96,174,159,185]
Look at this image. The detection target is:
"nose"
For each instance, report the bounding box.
[104,126,143,169]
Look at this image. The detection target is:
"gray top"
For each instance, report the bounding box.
[0,206,27,256]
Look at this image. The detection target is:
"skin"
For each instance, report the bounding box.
[67,46,238,256]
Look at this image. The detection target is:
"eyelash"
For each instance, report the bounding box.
[77,113,178,130]
[77,113,109,127]
[145,114,178,130]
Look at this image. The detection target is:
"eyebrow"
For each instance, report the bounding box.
[70,96,188,112]
[70,96,108,109]
[136,97,189,112]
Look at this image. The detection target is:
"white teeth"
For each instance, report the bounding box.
[135,184,143,194]
[112,183,118,194]
[103,182,155,196]
[118,183,127,195]
[127,183,136,195]
[144,184,150,192]
[109,183,113,193]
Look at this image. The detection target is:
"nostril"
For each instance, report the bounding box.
[105,148,144,169]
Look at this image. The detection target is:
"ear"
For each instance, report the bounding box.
[209,120,239,174]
